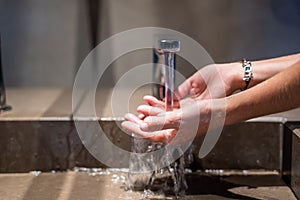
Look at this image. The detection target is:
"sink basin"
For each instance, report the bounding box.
[0,87,299,199]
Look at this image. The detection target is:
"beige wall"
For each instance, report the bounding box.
[1,0,300,87]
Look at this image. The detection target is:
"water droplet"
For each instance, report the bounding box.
[30,171,41,176]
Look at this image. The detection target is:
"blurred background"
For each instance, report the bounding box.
[0,0,300,87]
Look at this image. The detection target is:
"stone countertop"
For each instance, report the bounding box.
[0,87,149,121]
[0,87,300,122]
[0,170,296,200]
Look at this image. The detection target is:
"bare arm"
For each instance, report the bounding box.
[226,60,300,125]
[237,53,300,89]
[176,53,300,100]
[122,55,300,143]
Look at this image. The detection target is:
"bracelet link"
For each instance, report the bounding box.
[241,58,253,90]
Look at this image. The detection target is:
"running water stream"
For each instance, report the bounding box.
[127,39,188,198]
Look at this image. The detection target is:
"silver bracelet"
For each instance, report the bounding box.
[242,58,253,90]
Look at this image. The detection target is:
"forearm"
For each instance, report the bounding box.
[250,53,300,86]
[225,60,300,125]
[222,53,300,91]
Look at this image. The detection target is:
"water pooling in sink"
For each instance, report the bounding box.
[21,167,292,200]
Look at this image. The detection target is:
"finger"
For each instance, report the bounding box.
[140,116,165,132]
[176,70,207,99]
[143,95,165,108]
[174,79,191,100]
[144,95,180,109]
[140,115,179,132]
[121,121,174,143]
[144,129,176,143]
[138,113,146,120]
[190,87,202,98]
[137,105,164,116]
[144,94,182,109]
[121,121,140,132]
[121,121,149,138]
[124,113,144,124]
[171,93,181,109]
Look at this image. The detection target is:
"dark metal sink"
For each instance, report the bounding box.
[0,88,299,199]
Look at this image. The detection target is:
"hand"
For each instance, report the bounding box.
[121,96,178,143]
[121,96,226,144]
[175,63,243,101]
[121,63,239,144]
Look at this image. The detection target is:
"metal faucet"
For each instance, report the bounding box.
[153,39,180,111]
[0,36,12,112]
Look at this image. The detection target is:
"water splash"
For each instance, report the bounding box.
[30,171,42,176]
[126,137,155,191]
[142,189,167,199]
[127,136,189,197]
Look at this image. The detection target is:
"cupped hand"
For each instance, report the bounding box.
[121,96,221,144]
[121,95,178,143]
[175,63,242,101]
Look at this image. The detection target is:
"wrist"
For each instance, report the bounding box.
[217,62,245,93]
[225,95,240,126]
[225,90,255,126]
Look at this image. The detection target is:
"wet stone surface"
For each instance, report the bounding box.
[0,170,296,200]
